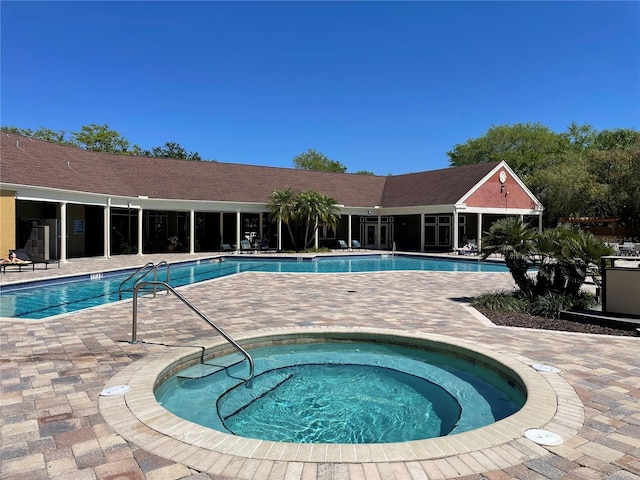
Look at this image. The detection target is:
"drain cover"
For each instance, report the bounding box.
[532,364,561,373]
[524,428,563,446]
[100,385,130,396]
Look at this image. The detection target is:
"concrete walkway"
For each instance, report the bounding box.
[1,253,639,479]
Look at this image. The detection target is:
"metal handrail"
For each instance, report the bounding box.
[118,261,170,300]
[130,281,254,381]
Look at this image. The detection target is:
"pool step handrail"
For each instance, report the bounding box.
[118,261,170,300]
[130,280,254,381]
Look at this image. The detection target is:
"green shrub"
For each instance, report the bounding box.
[471,290,526,313]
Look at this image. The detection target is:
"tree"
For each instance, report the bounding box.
[481,218,613,300]
[448,122,640,234]
[534,225,613,297]
[267,188,300,251]
[267,188,341,251]
[1,126,68,144]
[2,124,207,161]
[149,141,203,161]
[70,124,131,153]
[293,148,347,173]
[447,123,569,179]
[480,217,538,297]
[294,190,341,249]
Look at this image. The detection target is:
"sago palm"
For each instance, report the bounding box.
[480,217,538,297]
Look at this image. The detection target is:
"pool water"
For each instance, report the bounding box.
[0,255,508,319]
[155,341,525,444]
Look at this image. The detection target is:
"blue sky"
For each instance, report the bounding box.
[2,1,639,175]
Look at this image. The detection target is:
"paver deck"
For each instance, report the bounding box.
[1,253,639,479]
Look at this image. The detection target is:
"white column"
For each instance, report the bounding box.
[236,211,241,251]
[477,213,483,252]
[452,209,459,250]
[219,213,224,248]
[277,219,282,251]
[377,213,382,249]
[137,208,143,255]
[104,198,111,258]
[348,214,352,245]
[314,218,319,249]
[60,202,67,262]
[420,214,425,252]
[538,212,543,232]
[189,209,195,254]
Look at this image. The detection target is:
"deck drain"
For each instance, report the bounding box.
[532,364,561,373]
[524,428,563,446]
[100,385,130,396]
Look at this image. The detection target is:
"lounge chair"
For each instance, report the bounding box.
[455,242,478,255]
[351,240,362,250]
[221,244,233,252]
[240,239,255,253]
[15,249,60,269]
[258,238,276,252]
[338,240,350,250]
[1,258,33,273]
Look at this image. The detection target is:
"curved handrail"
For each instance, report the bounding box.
[118,261,171,300]
[131,281,254,381]
[119,262,155,300]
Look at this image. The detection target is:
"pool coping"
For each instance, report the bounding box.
[99,327,584,475]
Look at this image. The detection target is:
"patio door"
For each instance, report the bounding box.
[424,215,451,248]
[360,217,393,249]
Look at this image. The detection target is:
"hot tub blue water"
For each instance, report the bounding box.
[0,255,508,319]
[155,341,525,444]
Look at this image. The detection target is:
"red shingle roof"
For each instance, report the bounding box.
[1,132,498,208]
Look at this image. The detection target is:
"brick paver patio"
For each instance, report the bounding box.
[1,253,638,479]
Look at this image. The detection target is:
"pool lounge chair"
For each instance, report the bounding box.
[240,239,256,253]
[455,242,478,255]
[258,238,276,252]
[1,259,33,273]
[351,240,362,250]
[338,240,350,250]
[15,249,60,269]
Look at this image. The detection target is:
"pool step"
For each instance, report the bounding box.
[178,353,246,379]
[218,371,294,421]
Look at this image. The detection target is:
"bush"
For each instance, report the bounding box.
[473,290,598,319]
[471,290,527,313]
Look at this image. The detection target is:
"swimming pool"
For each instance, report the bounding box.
[1,255,508,319]
[155,340,525,444]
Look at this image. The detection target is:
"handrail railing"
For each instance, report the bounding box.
[130,280,254,381]
[118,261,170,300]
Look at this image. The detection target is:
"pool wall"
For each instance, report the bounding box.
[100,327,582,474]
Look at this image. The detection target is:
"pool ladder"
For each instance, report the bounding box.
[118,261,170,300]
[129,280,254,381]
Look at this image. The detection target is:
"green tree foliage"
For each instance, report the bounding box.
[2,126,69,144]
[447,123,569,178]
[295,190,341,249]
[293,148,347,173]
[1,124,205,160]
[267,188,300,250]
[448,123,640,232]
[70,123,131,153]
[148,141,203,161]
[267,188,341,251]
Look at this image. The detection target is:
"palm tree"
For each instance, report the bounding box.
[534,225,614,296]
[480,217,538,297]
[295,190,341,249]
[267,188,299,251]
